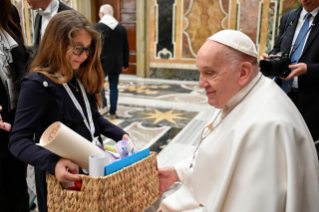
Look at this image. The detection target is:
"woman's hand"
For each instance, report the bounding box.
[0,105,11,132]
[122,134,136,146]
[55,158,81,182]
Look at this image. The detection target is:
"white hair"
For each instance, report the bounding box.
[100,4,113,16]
[223,45,258,70]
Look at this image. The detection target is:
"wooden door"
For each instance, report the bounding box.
[95,0,137,75]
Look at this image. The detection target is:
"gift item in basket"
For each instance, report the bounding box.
[47,152,160,212]
[105,148,150,176]
[115,139,138,158]
[38,122,105,170]
[89,153,114,176]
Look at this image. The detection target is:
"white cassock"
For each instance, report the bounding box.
[159,72,319,212]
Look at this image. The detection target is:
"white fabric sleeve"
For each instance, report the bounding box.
[174,157,193,183]
[159,185,200,212]
[158,157,200,212]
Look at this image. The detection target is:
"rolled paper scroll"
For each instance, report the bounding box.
[38,121,105,170]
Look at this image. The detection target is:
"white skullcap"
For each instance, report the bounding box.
[207,30,258,59]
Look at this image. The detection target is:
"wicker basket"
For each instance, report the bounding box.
[47,152,160,212]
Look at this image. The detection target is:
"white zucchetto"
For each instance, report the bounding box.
[207,30,258,59]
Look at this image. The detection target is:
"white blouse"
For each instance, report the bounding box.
[0,29,19,111]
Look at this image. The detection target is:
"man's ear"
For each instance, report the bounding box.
[99,12,104,19]
[238,62,252,87]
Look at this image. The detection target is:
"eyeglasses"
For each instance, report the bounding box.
[72,45,93,56]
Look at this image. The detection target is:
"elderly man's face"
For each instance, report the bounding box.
[197,41,241,109]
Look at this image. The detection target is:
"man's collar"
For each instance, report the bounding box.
[37,0,59,16]
[301,6,319,19]
[99,14,119,30]
[223,72,262,114]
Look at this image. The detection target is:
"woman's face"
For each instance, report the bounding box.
[69,29,93,70]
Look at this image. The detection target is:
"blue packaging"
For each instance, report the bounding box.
[105,148,150,176]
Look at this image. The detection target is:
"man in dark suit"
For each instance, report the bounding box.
[260,0,319,156]
[94,4,129,119]
[27,0,72,49]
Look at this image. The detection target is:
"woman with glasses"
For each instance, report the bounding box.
[9,10,130,212]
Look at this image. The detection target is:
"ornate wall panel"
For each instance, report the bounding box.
[237,0,261,43]
[149,0,298,80]
[182,0,226,59]
[11,0,36,46]
[265,0,280,53]
[155,0,176,59]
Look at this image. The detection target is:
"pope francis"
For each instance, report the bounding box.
[157,30,319,212]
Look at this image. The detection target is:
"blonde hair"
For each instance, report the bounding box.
[29,10,104,107]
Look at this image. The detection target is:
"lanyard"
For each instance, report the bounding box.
[63,79,95,142]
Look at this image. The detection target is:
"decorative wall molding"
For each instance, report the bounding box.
[150,62,198,69]
[182,0,197,58]
[154,0,176,59]
[182,0,226,59]
[219,0,229,29]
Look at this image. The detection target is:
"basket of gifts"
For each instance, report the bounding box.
[40,122,160,212]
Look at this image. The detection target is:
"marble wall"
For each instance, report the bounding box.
[149,0,299,81]
[11,0,299,80]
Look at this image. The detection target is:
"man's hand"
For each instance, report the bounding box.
[282,63,307,80]
[122,67,129,73]
[260,53,269,61]
[158,166,180,196]
[0,105,11,132]
[260,53,277,61]
[55,158,81,182]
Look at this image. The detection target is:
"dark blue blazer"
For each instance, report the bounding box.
[9,72,126,212]
[269,8,319,142]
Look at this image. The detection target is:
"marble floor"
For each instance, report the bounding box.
[29,74,216,211]
[102,74,216,167]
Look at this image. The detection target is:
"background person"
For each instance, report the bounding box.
[158,30,319,212]
[9,10,131,212]
[0,1,30,211]
[94,4,129,119]
[260,0,319,156]
[27,0,72,50]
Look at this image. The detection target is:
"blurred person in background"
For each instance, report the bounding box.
[94,4,129,119]
[27,0,72,50]
[260,1,319,157]
[0,0,30,211]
